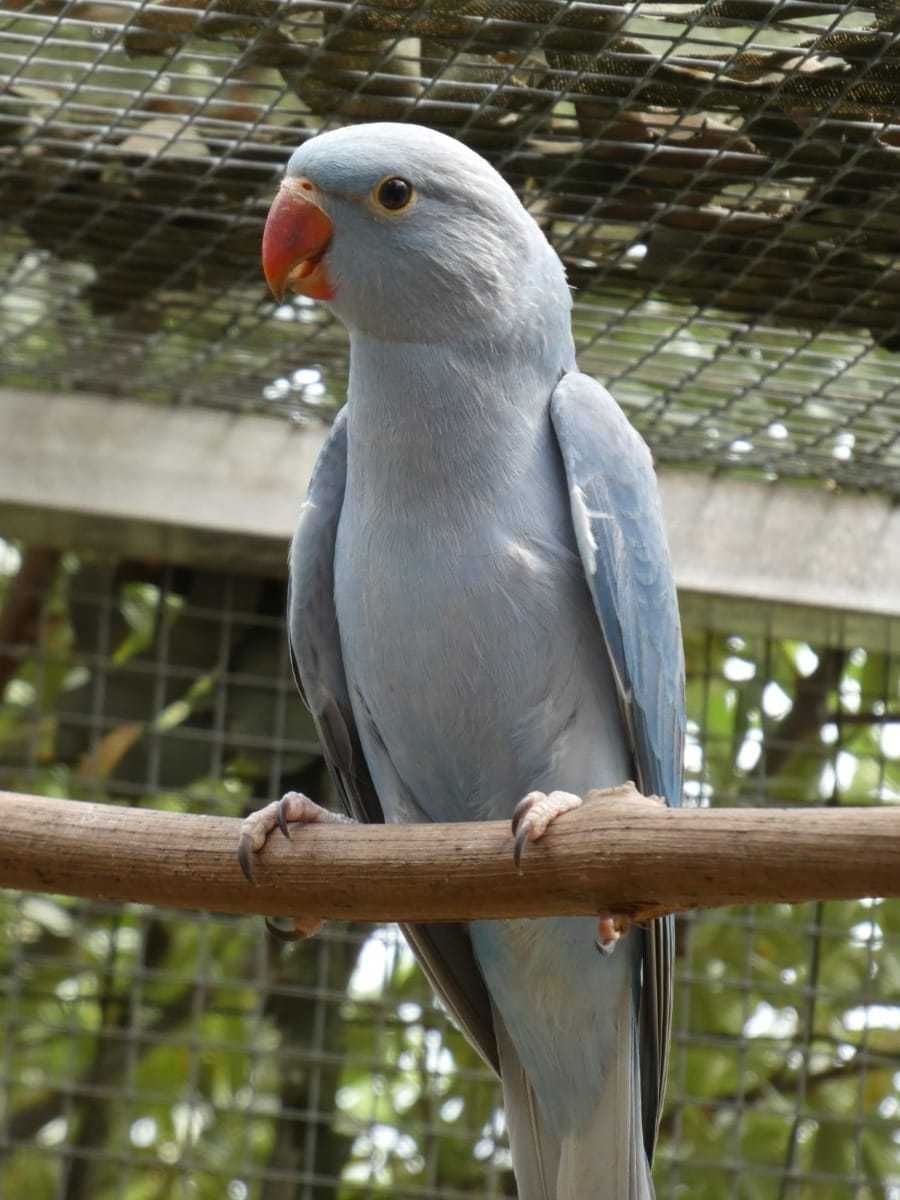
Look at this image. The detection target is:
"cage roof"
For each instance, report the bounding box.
[2,0,899,492]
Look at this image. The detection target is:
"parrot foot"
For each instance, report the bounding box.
[595,914,631,956]
[238,790,352,884]
[512,788,635,953]
[511,789,583,867]
[238,792,354,941]
[264,914,327,941]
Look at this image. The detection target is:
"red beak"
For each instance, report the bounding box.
[262,179,335,303]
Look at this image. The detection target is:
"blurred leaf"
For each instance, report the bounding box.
[77,721,145,781]
[153,671,217,732]
[114,583,184,666]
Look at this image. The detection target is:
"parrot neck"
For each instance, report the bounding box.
[344,326,575,517]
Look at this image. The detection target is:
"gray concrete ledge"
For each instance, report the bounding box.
[2,390,898,645]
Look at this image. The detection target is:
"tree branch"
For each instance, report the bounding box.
[2,784,899,922]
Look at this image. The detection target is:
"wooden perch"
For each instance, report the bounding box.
[2,785,899,923]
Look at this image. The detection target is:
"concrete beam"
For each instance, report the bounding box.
[2,390,898,644]
[0,389,320,575]
[663,472,900,648]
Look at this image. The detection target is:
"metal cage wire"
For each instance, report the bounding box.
[1,0,900,491]
[0,547,898,1198]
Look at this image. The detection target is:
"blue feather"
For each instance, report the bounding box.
[551,371,686,1155]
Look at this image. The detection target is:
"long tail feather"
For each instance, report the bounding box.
[554,983,654,1200]
[485,926,655,1200]
[493,1005,559,1200]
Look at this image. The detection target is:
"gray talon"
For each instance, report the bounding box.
[237,836,257,885]
[277,800,291,839]
[513,823,531,868]
[265,917,303,943]
[511,795,532,838]
[512,795,537,865]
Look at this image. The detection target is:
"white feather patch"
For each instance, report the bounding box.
[570,484,614,576]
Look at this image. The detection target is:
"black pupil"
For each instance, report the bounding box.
[379,178,411,210]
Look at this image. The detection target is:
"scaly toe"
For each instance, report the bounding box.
[265,915,326,942]
[596,914,631,956]
[512,790,583,868]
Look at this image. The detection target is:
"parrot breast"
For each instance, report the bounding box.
[333,335,630,825]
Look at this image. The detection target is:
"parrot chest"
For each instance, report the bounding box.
[333,343,629,823]
[333,492,629,825]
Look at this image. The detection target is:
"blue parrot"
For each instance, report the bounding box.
[240,123,685,1200]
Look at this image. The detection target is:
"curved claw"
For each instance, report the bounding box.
[511,795,532,838]
[513,822,532,869]
[512,793,539,868]
[237,835,257,885]
[277,798,292,839]
[511,790,583,870]
[265,917,304,943]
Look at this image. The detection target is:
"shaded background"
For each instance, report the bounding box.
[1,0,900,1195]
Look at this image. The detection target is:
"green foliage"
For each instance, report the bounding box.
[0,543,898,1197]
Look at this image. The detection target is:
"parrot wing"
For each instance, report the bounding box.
[550,372,686,1159]
[287,407,499,1073]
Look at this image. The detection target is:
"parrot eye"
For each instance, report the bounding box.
[374,176,414,212]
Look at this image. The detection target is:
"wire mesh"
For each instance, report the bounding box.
[0,539,898,1199]
[1,1,900,491]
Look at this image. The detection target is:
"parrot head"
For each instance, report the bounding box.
[261,123,570,343]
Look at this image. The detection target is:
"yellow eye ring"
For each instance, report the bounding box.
[372,176,415,214]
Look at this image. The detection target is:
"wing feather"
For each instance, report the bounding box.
[551,373,685,1159]
[287,408,499,1073]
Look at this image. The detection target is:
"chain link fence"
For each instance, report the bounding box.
[0,543,898,1199]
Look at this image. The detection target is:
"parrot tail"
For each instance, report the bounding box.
[494,1005,560,1200]
[493,993,655,1200]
